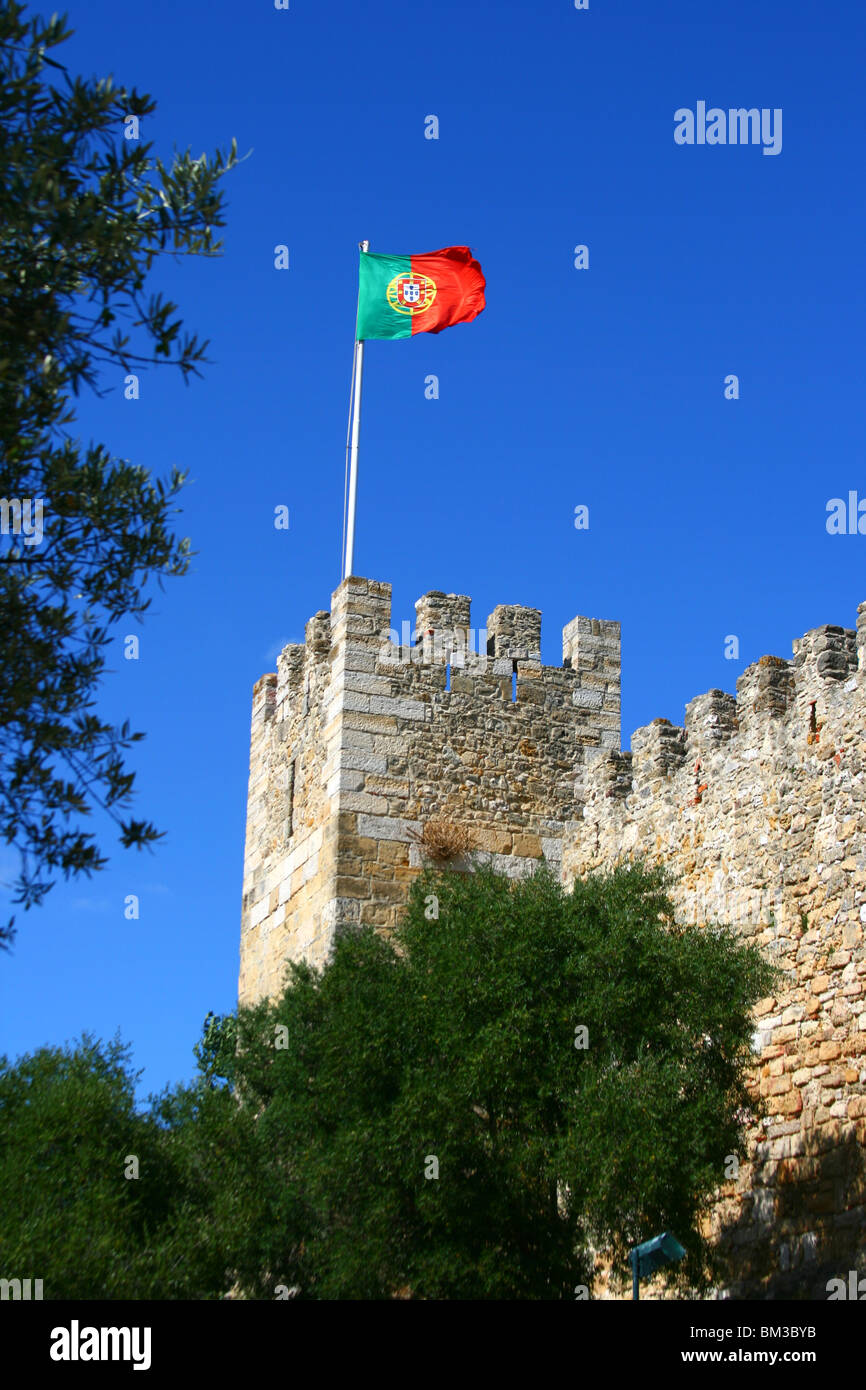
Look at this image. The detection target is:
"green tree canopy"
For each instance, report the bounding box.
[0,2,240,943]
[220,860,777,1299]
[0,863,777,1299]
[0,1034,242,1298]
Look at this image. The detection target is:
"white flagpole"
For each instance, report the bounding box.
[343,239,369,580]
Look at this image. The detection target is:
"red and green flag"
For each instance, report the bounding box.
[356,245,486,340]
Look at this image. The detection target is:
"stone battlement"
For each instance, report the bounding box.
[572,610,865,821]
[266,577,620,713]
[564,602,866,1297]
[239,577,619,1004]
[239,584,866,1296]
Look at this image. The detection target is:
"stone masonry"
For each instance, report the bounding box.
[563,608,866,1297]
[239,575,620,1003]
[239,576,866,1296]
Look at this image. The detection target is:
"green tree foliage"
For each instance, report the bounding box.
[0,864,777,1298]
[223,860,777,1299]
[0,2,241,943]
[0,1034,237,1297]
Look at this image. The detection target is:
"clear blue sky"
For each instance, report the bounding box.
[3,0,864,1100]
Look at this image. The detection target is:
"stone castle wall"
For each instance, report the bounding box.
[239,576,866,1295]
[238,608,339,1003]
[239,576,620,1004]
[563,607,866,1296]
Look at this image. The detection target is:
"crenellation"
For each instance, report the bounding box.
[414,590,472,660]
[793,624,858,685]
[241,577,621,999]
[562,613,621,671]
[791,626,858,741]
[486,603,542,664]
[239,580,866,1297]
[856,603,866,670]
[304,610,331,655]
[330,575,393,652]
[590,749,634,802]
[684,689,739,751]
[275,643,304,708]
[563,600,866,1296]
[736,656,796,730]
[251,671,277,722]
[631,718,688,784]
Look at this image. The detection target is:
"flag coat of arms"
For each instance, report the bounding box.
[356,246,486,340]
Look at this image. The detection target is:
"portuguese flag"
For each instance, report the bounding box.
[356,246,486,340]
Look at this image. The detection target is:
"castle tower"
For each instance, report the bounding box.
[238,583,866,1295]
[238,575,620,1005]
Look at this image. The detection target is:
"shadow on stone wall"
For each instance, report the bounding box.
[713,1123,866,1299]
